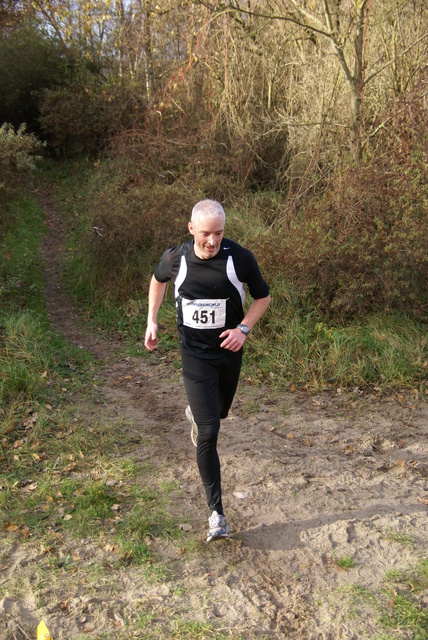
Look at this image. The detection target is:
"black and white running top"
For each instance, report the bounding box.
[154,238,270,357]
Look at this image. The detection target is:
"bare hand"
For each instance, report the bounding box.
[144,324,159,351]
[219,328,246,352]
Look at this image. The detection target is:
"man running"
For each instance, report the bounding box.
[144,200,271,541]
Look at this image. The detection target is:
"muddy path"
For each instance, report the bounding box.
[3,192,427,639]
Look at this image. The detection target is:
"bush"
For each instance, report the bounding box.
[277,154,428,321]
[63,156,198,302]
[0,123,44,176]
[0,123,44,233]
[38,67,144,156]
[0,24,67,135]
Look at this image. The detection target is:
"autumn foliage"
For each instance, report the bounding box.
[259,84,428,321]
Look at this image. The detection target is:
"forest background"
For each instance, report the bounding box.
[1,0,427,392]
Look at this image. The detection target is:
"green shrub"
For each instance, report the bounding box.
[0,123,44,233]
[0,122,44,177]
[38,67,142,155]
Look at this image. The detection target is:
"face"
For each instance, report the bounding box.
[188,213,225,260]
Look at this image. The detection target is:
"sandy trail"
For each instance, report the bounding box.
[1,192,426,639]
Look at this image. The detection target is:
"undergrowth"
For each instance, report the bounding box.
[40,158,427,394]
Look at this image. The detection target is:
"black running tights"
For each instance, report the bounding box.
[181,349,243,516]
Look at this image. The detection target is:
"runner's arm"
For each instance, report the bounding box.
[220,294,271,351]
[241,294,271,330]
[144,276,167,351]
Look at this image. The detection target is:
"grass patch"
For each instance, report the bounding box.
[334,554,357,570]
[0,192,47,315]
[1,404,184,566]
[381,527,417,547]
[380,560,428,638]
[346,559,428,639]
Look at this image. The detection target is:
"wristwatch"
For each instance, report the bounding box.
[237,323,250,336]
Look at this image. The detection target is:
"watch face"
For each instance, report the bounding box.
[238,324,250,335]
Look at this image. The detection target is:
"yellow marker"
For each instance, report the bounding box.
[37,621,52,640]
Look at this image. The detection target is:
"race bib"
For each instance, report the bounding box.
[182,298,226,329]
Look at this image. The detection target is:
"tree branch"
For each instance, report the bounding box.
[364,31,428,86]
[198,1,334,39]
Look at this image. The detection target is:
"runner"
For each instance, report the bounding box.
[144,199,271,541]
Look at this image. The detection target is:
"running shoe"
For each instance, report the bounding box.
[185,405,198,447]
[207,511,231,542]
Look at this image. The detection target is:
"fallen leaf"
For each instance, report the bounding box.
[114,612,124,626]
[417,497,428,505]
[5,523,19,532]
[23,415,37,429]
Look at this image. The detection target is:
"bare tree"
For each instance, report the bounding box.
[196,0,428,162]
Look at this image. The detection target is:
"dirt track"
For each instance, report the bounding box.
[2,193,426,639]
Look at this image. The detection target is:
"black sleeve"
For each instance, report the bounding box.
[153,246,182,283]
[235,246,270,299]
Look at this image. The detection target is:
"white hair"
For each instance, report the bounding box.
[191,200,225,223]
